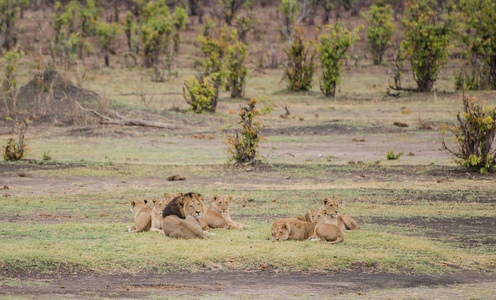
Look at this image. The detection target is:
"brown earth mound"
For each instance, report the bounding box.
[5,70,100,125]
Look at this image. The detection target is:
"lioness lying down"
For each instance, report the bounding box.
[201,195,250,229]
[127,199,152,233]
[162,192,206,239]
[272,210,344,243]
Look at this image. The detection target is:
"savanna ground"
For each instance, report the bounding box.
[1,6,496,299]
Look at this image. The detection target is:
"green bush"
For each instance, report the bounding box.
[3,119,29,161]
[279,0,300,40]
[399,0,456,92]
[362,3,395,65]
[225,98,263,164]
[283,28,316,92]
[456,0,496,90]
[183,74,219,113]
[442,94,496,173]
[95,21,119,67]
[226,36,249,98]
[140,0,172,68]
[386,150,403,160]
[316,23,361,97]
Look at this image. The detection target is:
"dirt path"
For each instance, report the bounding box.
[2,270,495,299]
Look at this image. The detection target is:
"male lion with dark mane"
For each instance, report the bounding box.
[161,192,206,239]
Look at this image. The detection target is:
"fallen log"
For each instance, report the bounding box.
[75,101,173,129]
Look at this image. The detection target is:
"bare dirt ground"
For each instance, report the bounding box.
[2,269,496,299]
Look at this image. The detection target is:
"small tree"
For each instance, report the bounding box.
[362,3,395,65]
[279,0,300,41]
[456,0,496,90]
[442,94,496,173]
[226,36,249,98]
[95,21,119,67]
[397,0,456,92]
[0,0,29,50]
[183,25,229,113]
[225,98,263,164]
[140,0,172,68]
[234,12,259,44]
[220,0,253,26]
[283,28,316,92]
[172,7,189,54]
[316,23,361,97]
[1,49,22,91]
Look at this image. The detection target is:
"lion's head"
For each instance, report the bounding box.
[213,195,232,214]
[314,209,328,223]
[272,223,290,241]
[162,192,205,219]
[130,199,148,214]
[323,198,339,217]
[308,209,320,223]
[152,198,169,215]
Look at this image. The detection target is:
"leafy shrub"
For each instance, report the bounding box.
[0,0,28,50]
[316,23,361,97]
[399,0,456,92]
[42,151,52,161]
[95,21,119,67]
[226,37,249,98]
[386,150,403,160]
[279,0,300,40]
[442,94,496,173]
[140,0,172,68]
[1,49,22,91]
[225,98,263,164]
[283,28,316,92]
[361,3,395,65]
[220,0,253,26]
[3,119,29,161]
[183,74,219,113]
[234,12,259,44]
[456,0,496,90]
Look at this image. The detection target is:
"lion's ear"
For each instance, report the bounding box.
[177,192,184,196]
[199,195,204,201]
[227,195,233,201]
[323,198,329,205]
[282,224,288,230]
[179,197,187,205]
[164,193,169,198]
[152,199,158,205]
[143,199,148,204]
[335,198,340,204]
[130,201,135,206]
[213,195,219,200]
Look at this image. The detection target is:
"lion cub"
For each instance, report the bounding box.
[162,192,206,239]
[201,195,250,229]
[311,210,344,243]
[272,219,317,241]
[321,198,360,231]
[127,199,152,233]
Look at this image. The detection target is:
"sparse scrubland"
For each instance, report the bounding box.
[1,0,496,298]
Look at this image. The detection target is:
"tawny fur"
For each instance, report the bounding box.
[127,199,152,233]
[201,195,250,229]
[162,192,207,239]
[321,198,360,231]
[311,209,344,243]
[272,219,317,241]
